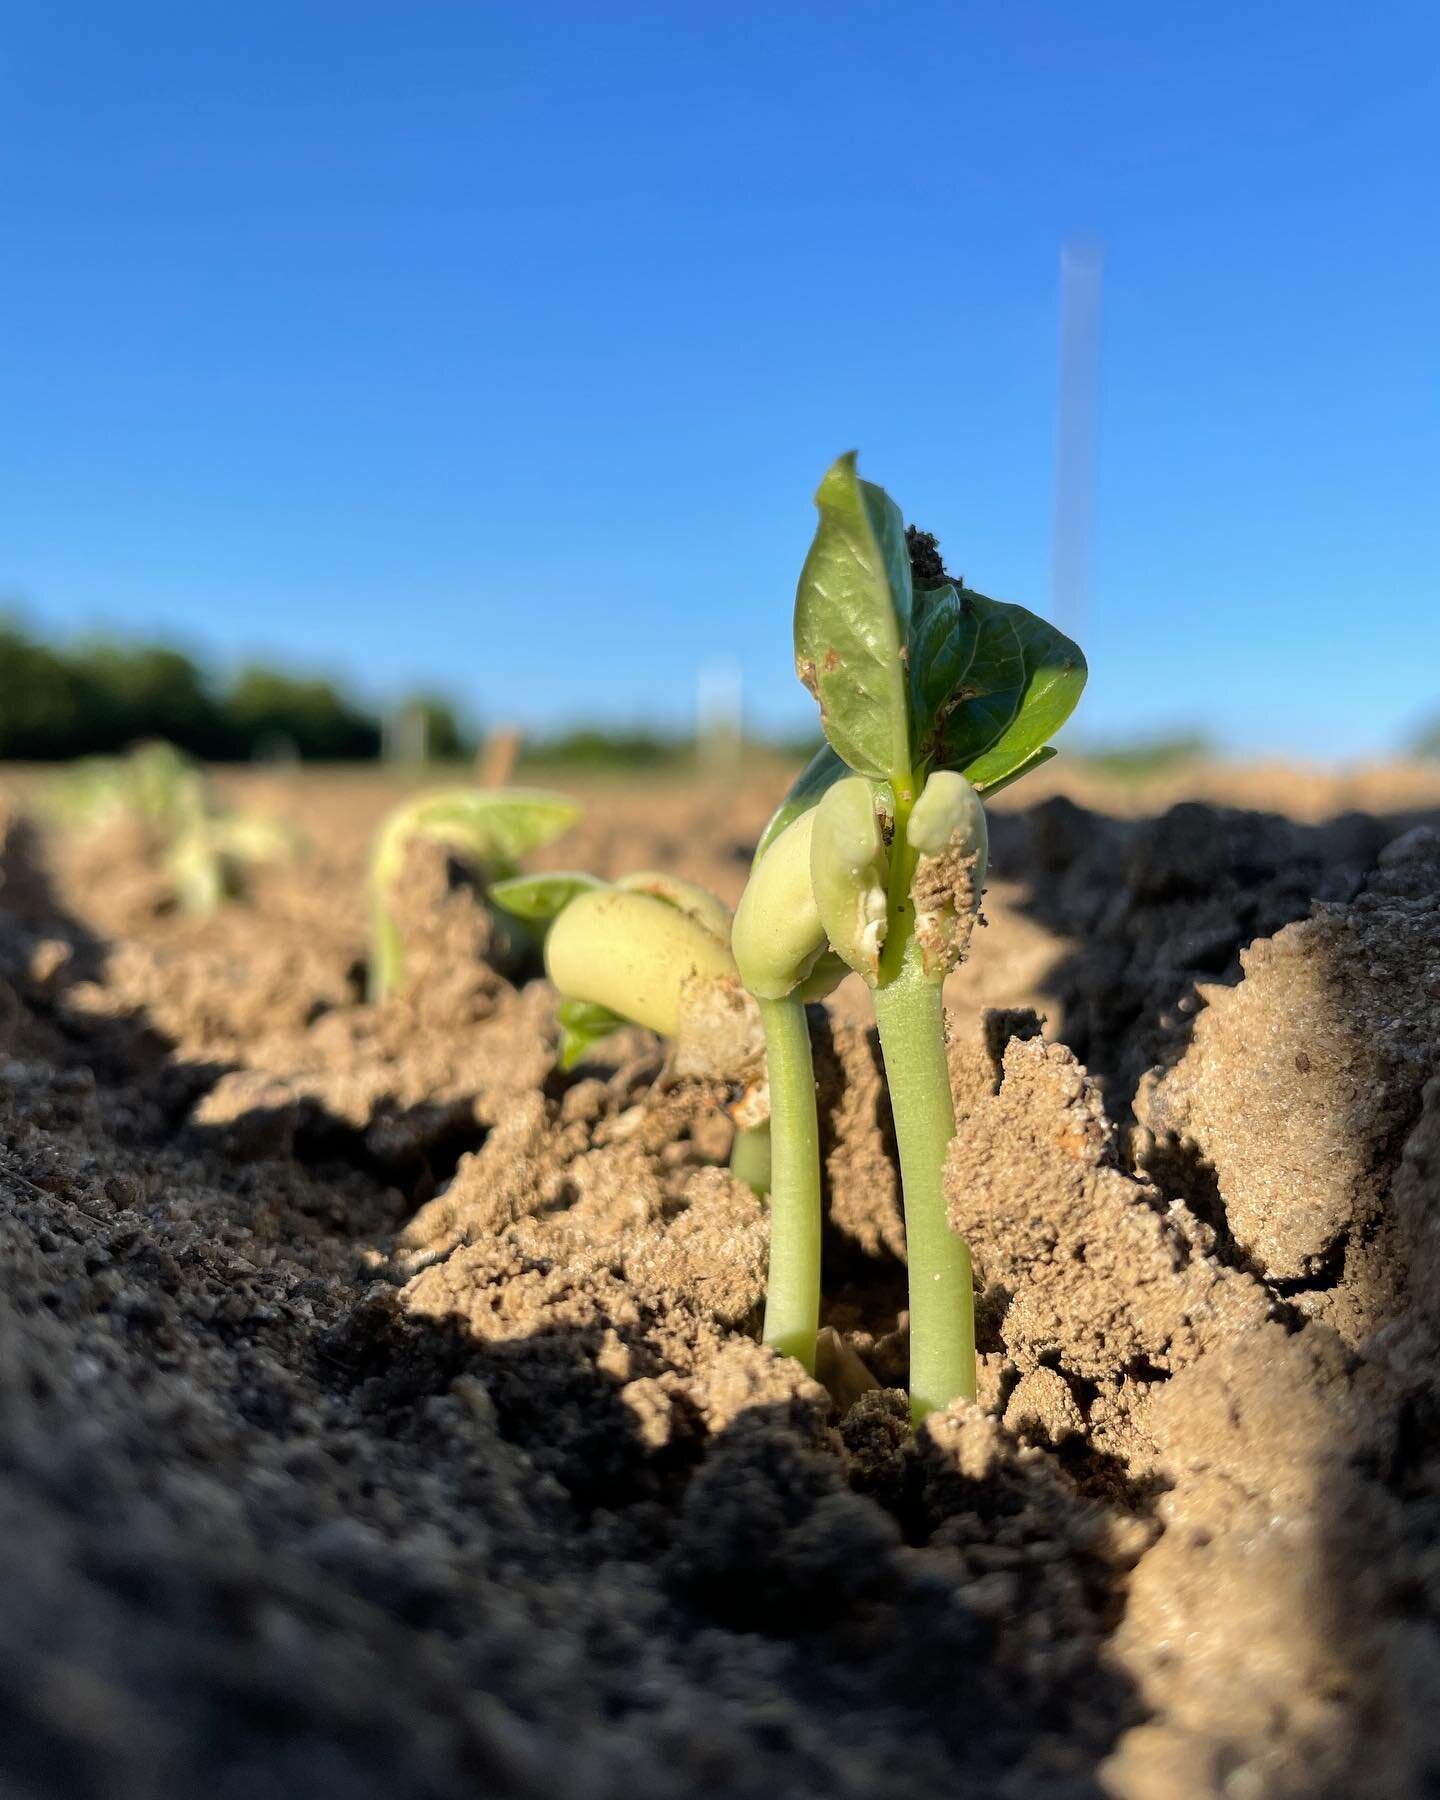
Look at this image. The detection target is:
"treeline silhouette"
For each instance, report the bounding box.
[0,618,470,762]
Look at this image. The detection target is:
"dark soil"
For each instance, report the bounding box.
[2,767,1440,1799]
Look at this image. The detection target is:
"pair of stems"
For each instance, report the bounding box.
[758,774,976,1419]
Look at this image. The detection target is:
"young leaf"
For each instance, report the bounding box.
[971,744,1057,798]
[373,787,580,890]
[491,870,605,922]
[459,788,582,864]
[907,582,979,763]
[556,997,628,1071]
[914,590,1027,774]
[793,453,914,783]
[952,601,1086,792]
[792,948,850,1003]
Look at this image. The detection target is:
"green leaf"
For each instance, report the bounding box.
[907,583,980,760]
[908,585,1085,795]
[490,870,605,922]
[972,744,1057,798]
[46,740,209,836]
[166,839,227,916]
[555,997,628,1071]
[793,453,914,783]
[753,743,849,864]
[791,948,851,1004]
[374,787,580,888]
[956,601,1086,791]
[914,589,1027,772]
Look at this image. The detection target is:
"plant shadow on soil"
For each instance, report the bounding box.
[3,791,1440,1794]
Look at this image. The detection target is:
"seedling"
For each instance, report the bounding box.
[164,807,293,914]
[47,739,209,837]
[46,740,294,915]
[734,454,1086,1416]
[492,868,772,1189]
[368,787,580,1003]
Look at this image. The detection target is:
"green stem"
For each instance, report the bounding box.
[758,994,821,1373]
[873,933,976,1422]
[369,893,403,1004]
[729,1121,772,1196]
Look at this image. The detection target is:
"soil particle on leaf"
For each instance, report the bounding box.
[904,525,950,589]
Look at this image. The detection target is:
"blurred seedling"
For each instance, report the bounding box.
[732,454,1086,1413]
[164,808,294,915]
[46,739,207,837]
[491,868,773,1192]
[45,740,294,915]
[368,787,580,1003]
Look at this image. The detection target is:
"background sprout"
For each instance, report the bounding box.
[761,452,1086,1419]
[165,808,295,915]
[368,786,580,1003]
[45,740,295,916]
[46,739,208,838]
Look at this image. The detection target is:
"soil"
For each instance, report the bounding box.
[3,760,1440,1798]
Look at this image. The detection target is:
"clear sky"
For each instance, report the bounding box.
[3,2,1437,756]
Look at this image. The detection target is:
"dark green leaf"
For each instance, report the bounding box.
[907,583,980,763]
[917,591,1028,772]
[958,602,1086,791]
[909,583,1086,795]
[556,997,627,1071]
[793,453,913,782]
[972,744,1057,798]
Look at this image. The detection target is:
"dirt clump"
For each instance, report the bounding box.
[1135,826,1440,1309]
[999,794,1398,1113]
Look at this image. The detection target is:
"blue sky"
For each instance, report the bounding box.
[2,2,1437,755]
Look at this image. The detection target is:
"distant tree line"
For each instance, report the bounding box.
[0,617,472,762]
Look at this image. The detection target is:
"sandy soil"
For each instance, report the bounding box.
[2,758,1440,1798]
